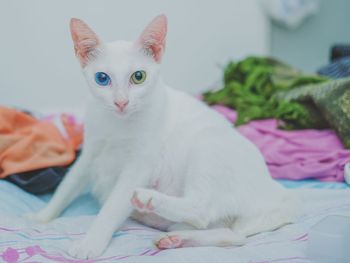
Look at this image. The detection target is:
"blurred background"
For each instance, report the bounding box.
[0,0,349,113]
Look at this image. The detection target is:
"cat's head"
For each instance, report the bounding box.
[70,15,167,117]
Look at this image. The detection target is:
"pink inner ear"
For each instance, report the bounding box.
[138,15,167,63]
[70,18,100,67]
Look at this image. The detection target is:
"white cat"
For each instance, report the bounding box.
[26,15,299,259]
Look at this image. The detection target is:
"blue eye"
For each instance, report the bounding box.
[95,72,111,86]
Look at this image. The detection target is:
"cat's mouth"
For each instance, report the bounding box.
[115,106,130,115]
[113,107,131,117]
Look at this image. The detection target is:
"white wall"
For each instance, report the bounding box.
[271,0,350,72]
[0,0,269,112]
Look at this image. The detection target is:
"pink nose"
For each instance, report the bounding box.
[114,100,129,112]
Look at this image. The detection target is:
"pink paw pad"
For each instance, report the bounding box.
[131,193,154,211]
[156,235,183,249]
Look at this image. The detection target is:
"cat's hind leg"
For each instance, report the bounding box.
[131,188,209,229]
[154,227,246,249]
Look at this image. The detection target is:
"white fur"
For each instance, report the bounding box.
[26,17,299,259]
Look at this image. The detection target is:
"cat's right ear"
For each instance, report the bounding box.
[70,18,100,67]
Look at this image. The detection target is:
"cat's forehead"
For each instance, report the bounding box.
[102,40,141,62]
[105,40,134,55]
[99,40,150,66]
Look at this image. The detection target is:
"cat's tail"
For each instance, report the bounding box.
[235,192,300,237]
[236,187,350,238]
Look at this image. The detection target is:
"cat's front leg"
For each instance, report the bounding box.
[68,166,149,259]
[25,147,97,223]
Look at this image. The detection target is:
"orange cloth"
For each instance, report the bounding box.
[0,106,83,178]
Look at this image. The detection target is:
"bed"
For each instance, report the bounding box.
[1,2,349,261]
[0,179,349,263]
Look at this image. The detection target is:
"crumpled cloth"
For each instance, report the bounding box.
[318,57,350,79]
[212,105,350,182]
[0,106,83,178]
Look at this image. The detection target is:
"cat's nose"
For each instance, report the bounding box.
[114,100,129,112]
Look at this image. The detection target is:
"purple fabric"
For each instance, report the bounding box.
[212,105,350,182]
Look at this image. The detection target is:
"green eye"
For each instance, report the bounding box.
[131,70,146,84]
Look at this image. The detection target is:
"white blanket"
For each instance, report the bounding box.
[0,180,349,263]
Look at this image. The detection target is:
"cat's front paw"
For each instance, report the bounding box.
[131,188,160,213]
[24,211,54,224]
[68,237,107,259]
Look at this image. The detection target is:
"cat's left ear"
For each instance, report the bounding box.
[70,18,101,67]
[137,15,167,63]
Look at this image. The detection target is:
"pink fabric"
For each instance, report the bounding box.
[212,105,350,182]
